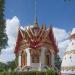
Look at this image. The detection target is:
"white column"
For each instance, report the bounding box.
[18,54,21,67]
[25,48,30,66]
[40,47,46,69]
[51,51,54,67]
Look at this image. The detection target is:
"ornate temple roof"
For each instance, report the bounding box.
[15,21,58,54]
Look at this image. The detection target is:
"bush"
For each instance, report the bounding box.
[0,70,58,75]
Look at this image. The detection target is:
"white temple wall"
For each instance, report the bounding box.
[61,53,75,68]
[61,29,75,74]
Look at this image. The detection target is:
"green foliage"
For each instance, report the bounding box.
[46,69,57,75]
[0,60,58,75]
[0,0,8,52]
[15,55,18,67]
[0,62,8,72]
[7,61,17,70]
[0,60,17,72]
[54,54,61,70]
[0,70,58,75]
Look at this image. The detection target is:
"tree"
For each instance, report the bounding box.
[0,0,8,52]
[0,62,8,72]
[7,61,17,70]
[0,61,17,72]
[54,54,61,70]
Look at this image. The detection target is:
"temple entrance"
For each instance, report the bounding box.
[31,56,39,63]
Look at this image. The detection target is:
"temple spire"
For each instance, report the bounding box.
[34,0,38,28]
[34,0,37,21]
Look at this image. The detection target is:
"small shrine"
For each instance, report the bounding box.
[15,20,58,71]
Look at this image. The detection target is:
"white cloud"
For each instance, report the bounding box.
[58,40,70,59]
[0,16,20,63]
[0,48,15,63]
[6,16,20,46]
[53,27,70,59]
[53,27,69,42]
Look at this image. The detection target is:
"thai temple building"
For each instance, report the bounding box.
[14,20,58,71]
[61,28,75,75]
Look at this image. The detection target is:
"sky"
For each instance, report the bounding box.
[5,0,75,31]
[0,0,75,63]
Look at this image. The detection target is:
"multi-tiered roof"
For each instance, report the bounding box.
[15,20,58,55]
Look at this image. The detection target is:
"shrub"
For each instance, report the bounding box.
[0,70,58,75]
